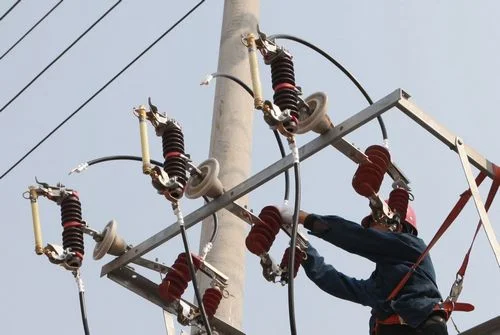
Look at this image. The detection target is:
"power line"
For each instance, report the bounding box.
[0,0,122,113]
[0,0,206,181]
[0,0,64,61]
[0,0,21,22]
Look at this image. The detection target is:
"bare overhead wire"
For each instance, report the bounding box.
[0,0,64,61]
[0,0,21,22]
[0,0,206,181]
[0,0,122,113]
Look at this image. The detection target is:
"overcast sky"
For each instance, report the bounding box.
[0,1,498,335]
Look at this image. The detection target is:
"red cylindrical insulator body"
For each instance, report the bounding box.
[388,188,409,218]
[245,206,282,256]
[352,145,391,197]
[159,252,202,302]
[280,246,306,279]
[365,145,391,170]
[202,287,223,318]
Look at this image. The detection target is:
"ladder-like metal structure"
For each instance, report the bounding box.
[100,88,499,334]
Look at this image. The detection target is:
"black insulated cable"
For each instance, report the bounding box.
[0,0,21,22]
[69,154,221,250]
[179,223,213,335]
[206,72,254,97]
[0,0,206,181]
[73,271,91,335]
[78,291,91,335]
[274,129,290,201]
[205,73,290,201]
[268,34,388,142]
[0,0,64,61]
[287,161,301,335]
[0,0,122,113]
[203,195,219,244]
[85,155,163,169]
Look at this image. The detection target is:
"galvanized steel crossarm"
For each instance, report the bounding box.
[396,98,497,180]
[100,88,405,277]
[108,266,245,335]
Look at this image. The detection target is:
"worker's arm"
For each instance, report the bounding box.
[302,213,422,264]
[302,243,377,307]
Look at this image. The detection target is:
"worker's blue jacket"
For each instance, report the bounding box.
[302,214,443,332]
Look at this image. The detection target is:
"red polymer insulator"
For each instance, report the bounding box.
[352,164,384,197]
[245,206,282,256]
[280,246,306,279]
[202,287,223,318]
[159,252,201,302]
[365,145,391,170]
[352,145,391,197]
[60,192,84,267]
[388,188,409,218]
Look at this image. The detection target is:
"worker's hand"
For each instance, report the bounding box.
[277,203,294,226]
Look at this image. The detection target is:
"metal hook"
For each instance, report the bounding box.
[35,176,50,189]
[256,24,266,41]
[148,97,158,114]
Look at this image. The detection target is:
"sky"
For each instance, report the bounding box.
[0,1,498,335]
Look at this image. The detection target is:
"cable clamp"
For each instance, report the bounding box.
[73,270,85,293]
[200,242,213,260]
[68,162,89,175]
[173,205,185,227]
[288,139,300,163]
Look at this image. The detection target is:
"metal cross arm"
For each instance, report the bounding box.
[395,97,499,266]
[396,98,497,180]
[100,89,405,277]
[456,138,500,266]
[100,89,404,276]
[108,266,245,335]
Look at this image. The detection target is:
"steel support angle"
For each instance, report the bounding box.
[456,137,500,267]
[100,88,405,277]
[107,266,245,335]
[395,98,497,180]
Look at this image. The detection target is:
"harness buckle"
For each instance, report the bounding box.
[446,274,464,303]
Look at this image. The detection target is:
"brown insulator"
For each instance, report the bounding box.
[162,121,187,199]
[388,188,410,219]
[202,287,223,318]
[280,246,306,279]
[352,145,391,197]
[60,192,84,267]
[270,52,299,133]
[159,252,201,302]
[245,206,282,256]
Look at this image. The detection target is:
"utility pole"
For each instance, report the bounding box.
[196,0,259,333]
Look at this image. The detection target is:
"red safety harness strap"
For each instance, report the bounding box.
[386,171,488,301]
[457,178,499,277]
[376,168,498,334]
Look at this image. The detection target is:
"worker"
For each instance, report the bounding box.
[276,203,449,335]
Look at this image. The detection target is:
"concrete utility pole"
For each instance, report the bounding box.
[196,0,259,334]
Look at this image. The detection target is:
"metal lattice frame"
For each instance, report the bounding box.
[101,88,499,335]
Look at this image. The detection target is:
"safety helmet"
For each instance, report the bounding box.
[361,204,417,235]
[404,205,417,231]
